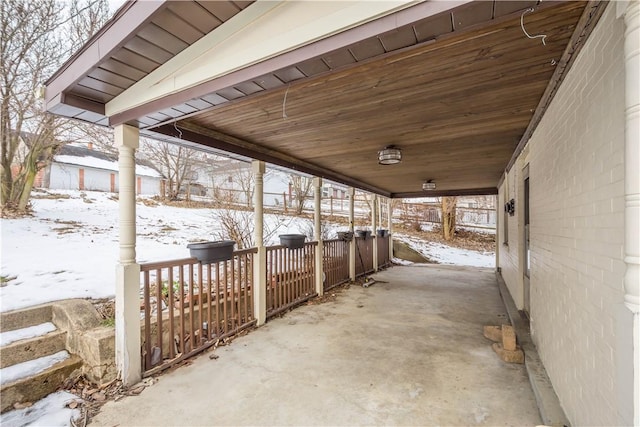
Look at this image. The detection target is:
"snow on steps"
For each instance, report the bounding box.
[0,304,83,414]
[0,353,82,413]
[0,325,67,368]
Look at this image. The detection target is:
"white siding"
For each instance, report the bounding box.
[497,5,633,425]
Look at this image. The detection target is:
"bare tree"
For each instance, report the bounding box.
[289,174,313,215]
[0,0,109,214]
[441,196,457,241]
[212,190,290,249]
[141,140,199,200]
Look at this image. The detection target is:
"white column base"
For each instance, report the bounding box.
[115,263,141,386]
[253,246,267,325]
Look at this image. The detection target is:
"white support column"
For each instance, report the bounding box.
[252,160,267,326]
[388,198,394,261]
[372,194,378,272]
[313,177,324,296]
[348,187,356,281]
[623,2,640,425]
[114,124,141,387]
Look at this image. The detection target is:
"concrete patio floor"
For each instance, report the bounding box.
[91,265,542,426]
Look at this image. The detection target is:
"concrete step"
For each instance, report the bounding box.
[0,354,82,413]
[0,329,67,369]
[0,304,53,333]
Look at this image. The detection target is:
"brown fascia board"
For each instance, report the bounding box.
[148,123,392,198]
[109,0,472,126]
[44,0,168,110]
[392,188,499,199]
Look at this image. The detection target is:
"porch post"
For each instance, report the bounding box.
[313,177,324,296]
[622,2,640,424]
[114,124,141,386]
[388,198,393,261]
[252,160,267,326]
[372,194,378,272]
[348,187,356,281]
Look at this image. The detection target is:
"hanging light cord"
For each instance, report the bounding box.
[173,121,183,139]
[282,85,290,119]
[521,8,547,46]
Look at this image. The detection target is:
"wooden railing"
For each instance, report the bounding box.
[354,237,374,277]
[140,248,257,376]
[140,236,396,373]
[266,242,317,319]
[323,239,350,291]
[377,235,391,268]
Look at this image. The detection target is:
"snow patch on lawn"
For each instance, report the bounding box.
[0,322,56,346]
[395,234,494,268]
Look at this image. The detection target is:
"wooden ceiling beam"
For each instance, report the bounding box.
[392,188,498,199]
[149,122,392,197]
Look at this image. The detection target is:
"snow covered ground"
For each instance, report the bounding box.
[1,189,494,313]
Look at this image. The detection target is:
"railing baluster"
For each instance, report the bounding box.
[179,265,185,354]
[230,258,236,330]
[215,262,220,337]
[198,263,204,345]
[143,270,151,370]
[155,268,163,366]
[168,267,175,359]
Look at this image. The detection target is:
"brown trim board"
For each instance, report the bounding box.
[148,122,392,198]
[392,188,499,199]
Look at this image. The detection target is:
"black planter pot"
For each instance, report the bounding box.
[355,229,371,239]
[377,229,389,237]
[187,240,235,264]
[279,234,306,250]
[337,231,354,242]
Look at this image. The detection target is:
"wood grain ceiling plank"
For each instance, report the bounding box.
[172,1,585,195]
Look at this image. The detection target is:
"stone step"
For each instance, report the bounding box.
[0,304,53,333]
[0,355,82,413]
[0,330,67,369]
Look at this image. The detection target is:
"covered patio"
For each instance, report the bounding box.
[91,265,541,426]
[43,1,640,425]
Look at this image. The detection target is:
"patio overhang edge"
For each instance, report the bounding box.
[44,0,168,110]
[107,0,472,127]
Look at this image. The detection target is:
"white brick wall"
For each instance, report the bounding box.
[497,5,634,425]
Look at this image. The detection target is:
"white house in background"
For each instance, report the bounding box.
[44,145,163,195]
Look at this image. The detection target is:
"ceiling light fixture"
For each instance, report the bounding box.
[378,145,402,165]
[422,180,436,191]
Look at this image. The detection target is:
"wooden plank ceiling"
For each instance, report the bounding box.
[169,1,586,197]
